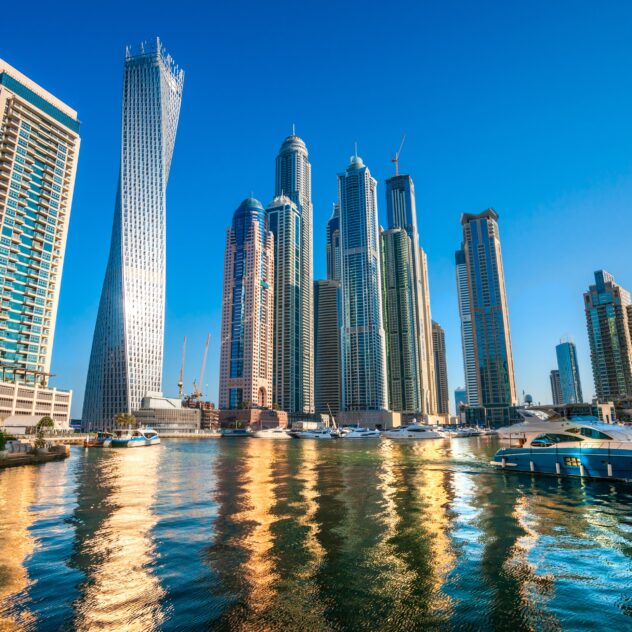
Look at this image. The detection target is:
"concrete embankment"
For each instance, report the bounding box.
[0,446,70,469]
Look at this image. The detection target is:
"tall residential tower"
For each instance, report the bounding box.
[83,40,184,429]
[432,321,450,416]
[455,248,478,406]
[556,339,583,404]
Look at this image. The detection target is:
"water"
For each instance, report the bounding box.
[1,438,632,631]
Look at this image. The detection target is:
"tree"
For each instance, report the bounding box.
[34,415,54,449]
[115,413,136,428]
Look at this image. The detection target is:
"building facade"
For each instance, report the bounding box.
[0,59,80,382]
[83,40,184,429]
[432,321,449,416]
[460,209,517,425]
[556,340,583,404]
[385,175,435,414]
[550,369,563,405]
[455,249,479,406]
[584,270,632,401]
[134,392,200,433]
[380,228,420,412]
[338,155,388,411]
[272,134,313,413]
[218,198,274,410]
[314,279,342,414]
[0,380,71,428]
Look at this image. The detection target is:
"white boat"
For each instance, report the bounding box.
[381,422,445,440]
[291,428,335,440]
[253,427,291,439]
[340,426,380,439]
[111,428,161,448]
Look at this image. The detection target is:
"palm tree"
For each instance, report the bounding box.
[115,412,136,428]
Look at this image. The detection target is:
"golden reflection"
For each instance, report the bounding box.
[73,447,164,631]
[0,466,37,631]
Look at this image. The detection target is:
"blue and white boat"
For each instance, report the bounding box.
[111,428,161,447]
[491,416,632,482]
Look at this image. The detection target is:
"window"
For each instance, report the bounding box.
[579,427,613,440]
[531,433,584,447]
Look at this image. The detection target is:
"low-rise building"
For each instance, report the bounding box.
[0,380,71,429]
[133,392,200,434]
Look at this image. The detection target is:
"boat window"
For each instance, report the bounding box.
[531,433,584,447]
[579,427,613,440]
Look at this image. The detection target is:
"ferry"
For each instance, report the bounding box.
[491,417,632,482]
[381,422,445,440]
[111,428,161,447]
[83,432,113,448]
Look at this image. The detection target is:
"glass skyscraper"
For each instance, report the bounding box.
[385,175,435,414]
[380,227,420,412]
[272,134,313,414]
[550,369,563,405]
[460,209,517,425]
[0,59,80,382]
[556,340,583,404]
[338,155,388,411]
[83,40,184,429]
[219,198,274,410]
[326,203,341,281]
[432,321,449,416]
[584,270,632,401]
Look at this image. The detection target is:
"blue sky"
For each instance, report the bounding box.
[4,0,632,417]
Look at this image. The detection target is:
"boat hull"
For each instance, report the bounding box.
[492,446,632,482]
[252,430,291,439]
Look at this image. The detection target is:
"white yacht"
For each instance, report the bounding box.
[340,426,380,439]
[381,422,445,440]
[252,427,291,439]
[291,428,335,440]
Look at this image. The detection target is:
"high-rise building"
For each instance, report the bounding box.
[454,387,467,414]
[0,59,80,380]
[432,321,449,416]
[338,155,388,411]
[550,369,563,405]
[218,198,274,410]
[460,209,517,425]
[385,175,435,414]
[83,40,184,429]
[455,249,479,406]
[380,228,420,412]
[326,203,341,281]
[314,279,342,414]
[584,270,632,401]
[272,134,313,414]
[556,340,583,404]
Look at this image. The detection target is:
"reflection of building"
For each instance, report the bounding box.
[584,270,632,402]
[0,378,71,428]
[0,59,80,381]
[459,209,517,426]
[338,155,388,412]
[83,40,184,430]
[550,369,563,405]
[133,392,200,433]
[432,321,449,416]
[314,279,342,414]
[218,198,274,410]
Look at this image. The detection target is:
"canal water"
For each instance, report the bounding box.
[1,437,631,631]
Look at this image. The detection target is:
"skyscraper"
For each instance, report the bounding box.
[550,369,563,405]
[314,279,342,414]
[385,174,435,414]
[584,270,632,401]
[0,59,80,381]
[432,321,449,416]
[455,248,479,406]
[556,340,583,404]
[272,134,313,414]
[380,228,420,412]
[83,40,184,429]
[460,209,517,425]
[326,203,341,281]
[338,155,388,411]
[218,198,274,410]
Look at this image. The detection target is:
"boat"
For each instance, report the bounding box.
[290,428,335,440]
[220,427,252,437]
[381,422,445,440]
[491,418,632,481]
[252,427,291,439]
[340,426,380,439]
[83,432,113,448]
[111,428,161,447]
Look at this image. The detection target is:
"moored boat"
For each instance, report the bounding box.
[111,428,161,447]
[340,426,380,439]
[381,422,445,440]
[252,427,291,439]
[290,428,335,440]
[220,427,252,437]
[84,432,113,448]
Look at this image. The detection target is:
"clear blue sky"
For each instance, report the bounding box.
[4,0,632,417]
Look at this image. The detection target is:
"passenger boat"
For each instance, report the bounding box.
[491,418,632,482]
[381,422,445,440]
[340,426,380,439]
[111,428,161,447]
[83,432,113,448]
[252,427,291,439]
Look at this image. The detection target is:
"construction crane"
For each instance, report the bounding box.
[391,134,406,176]
[192,333,210,400]
[178,336,186,400]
